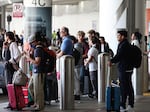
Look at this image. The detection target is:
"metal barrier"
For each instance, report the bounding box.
[98,53,110,103]
[60,55,74,110]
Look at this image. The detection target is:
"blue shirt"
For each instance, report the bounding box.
[61,36,73,55]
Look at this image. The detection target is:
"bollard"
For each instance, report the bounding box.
[60,55,74,110]
[98,53,110,103]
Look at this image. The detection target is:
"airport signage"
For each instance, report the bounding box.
[24,0,52,7]
[13,3,23,18]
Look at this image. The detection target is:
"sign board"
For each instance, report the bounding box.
[23,0,52,39]
[24,0,52,7]
[13,3,23,18]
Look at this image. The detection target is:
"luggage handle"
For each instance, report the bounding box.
[107,64,119,87]
[106,64,111,87]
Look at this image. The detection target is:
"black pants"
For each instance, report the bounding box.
[119,70,134,108]
[5,66,15,84]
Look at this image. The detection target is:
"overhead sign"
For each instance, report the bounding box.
[13,3,23,18]
[24,0,52,7]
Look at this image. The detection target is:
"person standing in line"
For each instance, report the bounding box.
[131,32,141,48]
[3,31,21,84]
[3,31,21,109]
[56,26,73,58]
[84,37,99,98]
[70,35,83,100]
[87,29,100,51]
[131,32,141,98]
[56,28,61,47]
[108,30,134,112]
[77,31,89,95]
[52,30,57,46]
[56,26,73,99]
[98,36,110,53]
[25,33,45,110]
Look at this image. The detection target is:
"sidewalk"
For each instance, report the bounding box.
[0,95,150,112]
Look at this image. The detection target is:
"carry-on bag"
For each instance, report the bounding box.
[105,64,120,112]
[22,85,28,105]
[7,84,25,110]
[106,86,120,112]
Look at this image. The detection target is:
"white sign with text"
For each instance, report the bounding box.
[24,0,52,7]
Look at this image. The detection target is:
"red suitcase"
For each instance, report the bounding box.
[7,84,25,110]
[22,85,28,105]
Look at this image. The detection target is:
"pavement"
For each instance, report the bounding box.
[0,94,150,112]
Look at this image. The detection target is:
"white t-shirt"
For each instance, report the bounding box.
[88,45,99,72]
[9,42,21,63]
[101,44,105,52]
[131,39,140,48]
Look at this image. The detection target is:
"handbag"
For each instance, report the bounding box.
[12,68,28,86]
[5,61,16,72]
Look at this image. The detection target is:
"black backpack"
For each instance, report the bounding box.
[72,48,81,66]
[130,44,142,68]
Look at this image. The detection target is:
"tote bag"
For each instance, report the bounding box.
[12,68,28,86]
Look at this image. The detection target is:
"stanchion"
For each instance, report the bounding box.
[59,55,74,110]
[98,53,110,103]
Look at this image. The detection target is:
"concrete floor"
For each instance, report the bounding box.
[0,94,150,112]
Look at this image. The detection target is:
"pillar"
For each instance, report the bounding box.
[23,0,52,75]
[135,0,148,94]
[1,6,5,29]
[23,0,52,40]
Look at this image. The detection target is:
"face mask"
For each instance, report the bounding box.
[30,43,36,49]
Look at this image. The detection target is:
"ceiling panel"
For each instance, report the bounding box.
[52,0,89,5]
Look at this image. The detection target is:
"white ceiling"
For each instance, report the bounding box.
[1,0,150,8]
[0,0,89,6]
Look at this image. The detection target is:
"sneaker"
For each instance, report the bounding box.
[127,105,134,112]
[44,101,51,105]
[27,101,34,107]
[3,105,11,109]
[4,104,11,109]
[120,106,126,112]
[88,94,94,98]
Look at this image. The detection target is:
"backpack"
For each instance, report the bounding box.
[72,48,81,66]
[130,44,142,68]
[43,48,56,73]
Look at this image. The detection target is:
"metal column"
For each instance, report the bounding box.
[60,55,74,110]
[98,53,110,103]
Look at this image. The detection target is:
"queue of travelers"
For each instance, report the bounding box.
[0,27,142,112]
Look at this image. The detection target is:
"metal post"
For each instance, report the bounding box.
[60,55,74,110]
[98,53,110,103]
[7,15,12,31]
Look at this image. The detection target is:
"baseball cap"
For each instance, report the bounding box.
[28,34,36,43]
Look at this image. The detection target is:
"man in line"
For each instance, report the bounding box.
[56,26,73,58]
[25,33,45,110]
[108,30,134,112]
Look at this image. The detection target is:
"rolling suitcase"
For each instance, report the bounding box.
[106,86,120,112]
[7,84,25,110]
[22,85,28,105]
[106,64,120,112]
